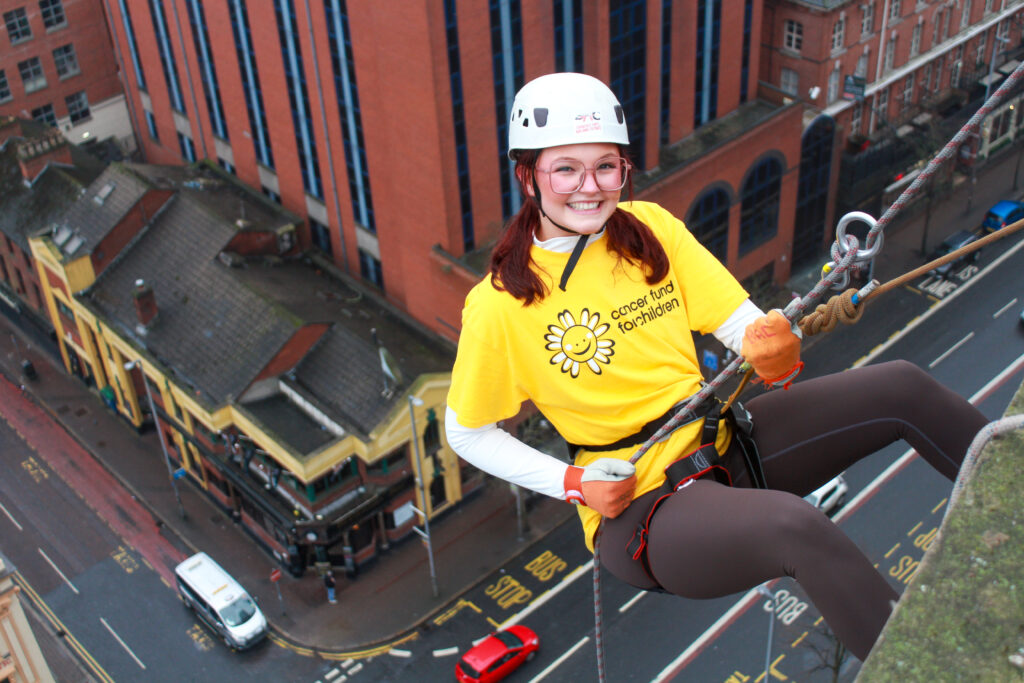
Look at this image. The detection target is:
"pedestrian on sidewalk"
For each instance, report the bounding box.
[445,71,988,662]
[324,571,337,604]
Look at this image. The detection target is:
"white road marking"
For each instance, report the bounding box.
[618,590,646,613]
[432,647,459,657]
[993,297,1018,318]
[928,331,974,368]
[101,617,146,669]
[0,501,23,531]
[38,547,78,594]
[528,636,590,682]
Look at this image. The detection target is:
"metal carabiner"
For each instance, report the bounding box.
[834,211,882,259]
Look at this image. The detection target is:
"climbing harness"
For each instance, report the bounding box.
[588,59,1024,683]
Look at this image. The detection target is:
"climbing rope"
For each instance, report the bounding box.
[946,414,1024,523]
[590,59,1024,683]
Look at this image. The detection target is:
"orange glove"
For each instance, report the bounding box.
[564,459,637,518]
[741,309,803,389]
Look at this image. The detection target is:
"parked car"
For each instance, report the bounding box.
[455,625,540,683]
[982,199,1024,233]
[805,474,848,516]
[929,229,981,278]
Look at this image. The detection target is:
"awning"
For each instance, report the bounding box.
[998,59,1020,75]
[979,72,1003,87]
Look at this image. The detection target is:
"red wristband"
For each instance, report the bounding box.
[563,466,585,505]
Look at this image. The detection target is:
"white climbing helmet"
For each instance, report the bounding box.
[507,72,629,158]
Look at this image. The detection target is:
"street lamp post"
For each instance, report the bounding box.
[125,360,186,519]
[407,395,438,598]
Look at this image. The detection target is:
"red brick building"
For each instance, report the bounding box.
[0,0,131,153]
[102,0,846,342]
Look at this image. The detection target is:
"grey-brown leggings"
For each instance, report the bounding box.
[600,360,988,660]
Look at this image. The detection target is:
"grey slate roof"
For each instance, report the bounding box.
[55,164,151,260]
[79,161,454,454]
[0,122,105,253]
[84,171,300,405]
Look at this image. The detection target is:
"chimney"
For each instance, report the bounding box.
[0,116,21,150]
[16,129,72,184]
[132,279,158,328]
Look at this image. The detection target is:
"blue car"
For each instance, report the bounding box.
[982,200,1024,233]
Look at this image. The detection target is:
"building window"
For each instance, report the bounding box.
[325,0,377,232]
[0,70,10,103]
[441,0,472,252]
[780,68,798,95]
[610,0,649,166]
[911,23,921,57]
[686,188,730,262]
[977,31,987,66]
[261,185,280,203]
[31,104,57,127]
[889,0,901,21]
[861,2,874,36]
[554,0,583,73]
[186,0,229,141]
[934,58,943,93]
[832,16,845,52]
[309,218,332,256]
[961,0,971,29]
[217,157,234,174]
[828,66,840,103]
[144,109,159,140]
[933,9,942,46]
[884,34,897,72]
[985,0,994,14]
[874,86,889,132]
[18,58,46,93]
[856,51,869,78]
[489,0,525,218]
[149,0,185,112]
[40,0,66,28]
[117,0,146,90]
[4,8,31,43]
[997,19,1010,42]
[903,73,915,112]
[228,0,274,168]
[53,43,80,79]
[359,249,383,290]
[851,100,863,135]
[739,158,782,256]
[923,62,932,92]
[784,19,803,51]
[66,91,90,123]
[177,132,196,162]
[693,0,721,130]
[950,45,963,88]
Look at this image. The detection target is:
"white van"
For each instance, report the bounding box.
[174,552,268,650]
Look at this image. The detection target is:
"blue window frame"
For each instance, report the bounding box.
[229,0,274,168]
[359,249,383,290]
[553,0,582,73]
[687,188,731,263]
[609,0,647,168]
[660,0,672,144]
[186,0,228,140]
[177,132,196,162]
[148,0,185,112]
[117,0,147,90]
[274,0,323,199]
[145,110,159,140]
[694,0,721,128]
[325,0,376,232]
[739,157,782,256]
[490,0,524,219]
[444,0,474,252]
[740,0,753,103]
[309,218,333,256]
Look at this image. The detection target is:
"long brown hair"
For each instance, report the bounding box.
[489,149,669,305]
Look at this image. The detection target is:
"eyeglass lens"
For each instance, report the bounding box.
[547,157,629,194]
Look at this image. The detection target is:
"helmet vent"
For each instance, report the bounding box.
[533,108,549,127]
[614,105,624,124]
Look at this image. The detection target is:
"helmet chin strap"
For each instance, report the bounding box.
[531,177,599,292]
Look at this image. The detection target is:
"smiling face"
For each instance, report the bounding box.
[527,142,622,241]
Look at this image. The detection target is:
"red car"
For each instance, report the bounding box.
[455,625,540,682]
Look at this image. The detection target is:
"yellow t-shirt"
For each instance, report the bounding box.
[447,200,748,548]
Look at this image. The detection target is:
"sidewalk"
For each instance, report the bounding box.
[0,312,575,655]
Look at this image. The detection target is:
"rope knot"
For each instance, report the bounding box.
[798,288,863,336]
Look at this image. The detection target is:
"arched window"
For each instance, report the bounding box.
[739,157,782,256]
[686,188,731,263]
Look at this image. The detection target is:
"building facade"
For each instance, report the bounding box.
[0,553,56,683]
[0,0,132,153]
[29,160,463,576]
[102,0,841,341]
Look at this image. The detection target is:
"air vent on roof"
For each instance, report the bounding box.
[52,224,72,247]
[62,234,84,256]
[93,182,116,205]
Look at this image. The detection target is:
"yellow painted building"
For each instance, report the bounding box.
[29,161,466,576]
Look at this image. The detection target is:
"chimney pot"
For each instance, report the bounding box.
[132,280,158,327]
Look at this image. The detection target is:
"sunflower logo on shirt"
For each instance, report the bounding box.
[545,309,615,377]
